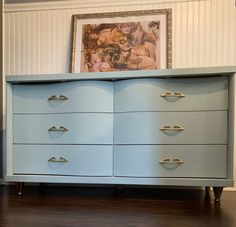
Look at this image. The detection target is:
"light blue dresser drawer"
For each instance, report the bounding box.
[114,111,227,144]
[13,145,113,176]
[14,113,113,144]
[115,77,228,112]
[114,145,227,178]
[14,81,113,113]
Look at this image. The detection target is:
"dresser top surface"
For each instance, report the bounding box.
[6,66,236,83]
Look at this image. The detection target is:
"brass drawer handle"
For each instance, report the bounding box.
[48,157,68,163]
[160,91,185,97]
[48,126,69,132]
[160,125,184,131]
[159,158,184,164]
[48,95,69,101]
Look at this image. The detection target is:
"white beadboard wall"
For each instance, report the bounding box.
[4,0,236,75]
[3,0,236,188]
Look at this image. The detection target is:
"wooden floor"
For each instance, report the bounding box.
[0,185,236,227]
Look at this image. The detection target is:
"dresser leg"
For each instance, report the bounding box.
[213,187,223,203]
[204,187,211,202]
[114,184,125,197]
[38,183,46,195]
[16,182,24,196]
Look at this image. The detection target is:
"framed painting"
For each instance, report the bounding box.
[70,9,172,73]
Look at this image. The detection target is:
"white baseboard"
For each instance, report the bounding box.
[224,182,236,191]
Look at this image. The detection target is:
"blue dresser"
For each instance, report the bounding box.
[5,67,236,202]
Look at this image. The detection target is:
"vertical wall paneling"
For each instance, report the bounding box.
[21,12,26,74]
[31,12,35,73]
[25,12,29,73]
[4,0,236,75]
[28,12,33,73]
[40,11,46,73]
[181,2,188,67]
[222,0,229,65]
[35,11,40,73]
[6,13,9,74]
[186,1,192,66]
[51,11,54,72]
[56,10,61,73]
[193,1,199,67]
[198,1,205,66]
[217,0,223,66]
[45,11,51,73]
[6,14,12,75]
[175,2,181,68]
[229,0,236,66]
[211,0,217,66]
[24,13,29,73]
[14,13,19,73]
[4,14,8,75]
[204,0,211,67]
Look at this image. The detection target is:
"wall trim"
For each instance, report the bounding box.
[4,0,208,12]
[224,182,236,191]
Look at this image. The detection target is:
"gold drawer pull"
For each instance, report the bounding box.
[159,158,184,164]
[48,95,69,101]
[160,125,184,131]
[48,126,69,132]
[48,157,68,163]
[160,91,185,97]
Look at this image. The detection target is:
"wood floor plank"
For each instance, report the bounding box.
[0,185,236,227]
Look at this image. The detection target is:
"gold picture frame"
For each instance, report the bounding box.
[70,9,172,73]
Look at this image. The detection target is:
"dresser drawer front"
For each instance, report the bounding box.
[13,145,113,176]
[114,111,227,144]
[115,77,228,112]
[14,81,113,113]
[114,145,227,178]
[14,113,113,144]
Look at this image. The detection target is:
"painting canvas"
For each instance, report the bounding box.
[71,9,172,73]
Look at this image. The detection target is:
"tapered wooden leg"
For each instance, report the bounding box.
[38,183,46,195]
[213,187,223,203]
[114,184,125,197]
[15,182,24,196]
[204,187,211,202]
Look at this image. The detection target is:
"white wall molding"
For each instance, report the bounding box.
[4,0,208,12]
[224,181,236,191]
